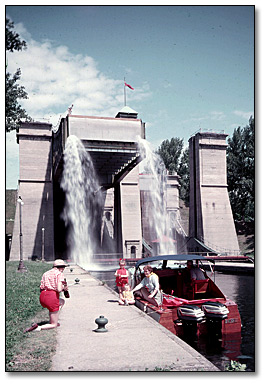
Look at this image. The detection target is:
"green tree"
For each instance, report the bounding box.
[6,18,26,52]
[227,117,255,222]
[156,137,190,204]
[6,18,31,132]
[178,147,190,205]
[156,137,184,173]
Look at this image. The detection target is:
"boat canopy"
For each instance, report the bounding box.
[135,254,215,269]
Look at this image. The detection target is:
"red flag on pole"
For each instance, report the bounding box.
[124,82,134,90]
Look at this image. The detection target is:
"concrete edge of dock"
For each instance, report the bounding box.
[51,264,219,372]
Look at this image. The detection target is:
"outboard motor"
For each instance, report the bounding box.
[202,301,229,321]
[177,305,205,323]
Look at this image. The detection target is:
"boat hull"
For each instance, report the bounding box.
[132,254,244,360]
[135,297,241,346]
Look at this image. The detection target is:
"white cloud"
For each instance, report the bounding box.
[181,115,208,124]
[210,111,226,121]
[233,110,254,120]
[6,21,151,187]
[7,41,120,123]
[6,22,150,126]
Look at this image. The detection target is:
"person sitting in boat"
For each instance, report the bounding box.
[132,265,162,307]
[182,260,194,299]
[190,264,206,280]
[183,260,193,278]
[182,260,206,298]
[115,259,129,300]
[119,283,135,306]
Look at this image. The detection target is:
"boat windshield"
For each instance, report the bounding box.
[139,260,163,269]
[137,259,211,271]
[134,257,225,300]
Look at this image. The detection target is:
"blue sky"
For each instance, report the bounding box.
[5,4,254,188]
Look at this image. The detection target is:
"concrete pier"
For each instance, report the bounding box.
[51,265,219,372]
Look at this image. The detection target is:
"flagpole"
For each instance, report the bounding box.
[124,77,126,106]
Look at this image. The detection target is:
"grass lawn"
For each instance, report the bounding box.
[6,261,58,371]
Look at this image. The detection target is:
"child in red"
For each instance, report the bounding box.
[115,259,129,300]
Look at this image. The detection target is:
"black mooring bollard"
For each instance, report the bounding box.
[94,315,108,332]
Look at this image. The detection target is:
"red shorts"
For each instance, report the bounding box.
[40,290,60,312]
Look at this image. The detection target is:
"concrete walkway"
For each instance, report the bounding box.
[51,264,219,372]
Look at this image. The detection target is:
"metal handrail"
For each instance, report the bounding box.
[189,128,226,138]
[174,218,187,237]
[195,236,241,256]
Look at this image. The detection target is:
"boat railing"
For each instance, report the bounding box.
[187,252,253,262]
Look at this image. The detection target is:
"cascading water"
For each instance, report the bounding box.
[137,137,176,255]
[60,135,104,270]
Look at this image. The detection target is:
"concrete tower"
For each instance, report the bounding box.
[188,131,240,255]
[9,122,55,261]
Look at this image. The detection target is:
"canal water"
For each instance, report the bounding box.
[89,268,255,372]
[191,271,255,371]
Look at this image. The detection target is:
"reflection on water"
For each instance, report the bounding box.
[186,272,255,371]
[89,269,255,371]
[90,270,118,290]
[215,272,255,371]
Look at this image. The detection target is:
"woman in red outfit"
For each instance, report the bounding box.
[24,259,69,332]
[115,259,129,302]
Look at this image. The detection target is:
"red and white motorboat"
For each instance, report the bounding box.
[130,254,247,358]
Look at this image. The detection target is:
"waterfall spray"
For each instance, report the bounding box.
[60,135,103,270]
[137,137,176,255]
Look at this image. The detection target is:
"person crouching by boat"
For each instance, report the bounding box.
[119,283,135,306]
[115,259,129,301]
[24,259,69,333]
[132,265,162,307]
